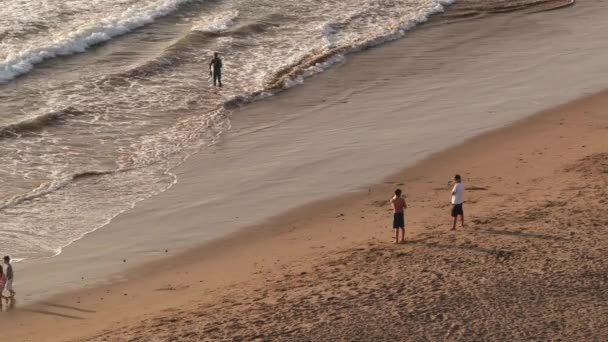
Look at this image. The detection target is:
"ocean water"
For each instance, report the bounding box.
[0,0,572,261]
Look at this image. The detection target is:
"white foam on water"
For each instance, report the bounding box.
[273,0,454,93]
[39,107,232,261]
[192,10,240,33]
[0,0,195,83]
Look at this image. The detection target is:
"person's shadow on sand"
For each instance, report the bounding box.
[4,300,95,320]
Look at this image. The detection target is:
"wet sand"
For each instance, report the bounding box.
[5,88,608,342]
[2,1,608,340]
[10,0,608,305]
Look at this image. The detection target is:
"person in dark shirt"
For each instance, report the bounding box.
[209,52,223,87]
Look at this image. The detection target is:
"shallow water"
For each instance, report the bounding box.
[0,0,574,260]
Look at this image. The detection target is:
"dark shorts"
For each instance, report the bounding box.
[451,203,464,217]
[393,212,405,229]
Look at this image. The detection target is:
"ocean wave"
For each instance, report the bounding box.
[192,10,240,33]
[260,0,573,96]
[0,107,230,214]
[175,1,456,110]
[264,1,451,93]
[0,169,120,211]
[441,0,574,19]
[0,0,195,83]
[115,32,215,78]
[118,18,282,79]
[0,107,85,138]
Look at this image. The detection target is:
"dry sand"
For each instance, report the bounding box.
[3,90,608,341]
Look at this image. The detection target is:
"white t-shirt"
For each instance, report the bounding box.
[451,182,464,205]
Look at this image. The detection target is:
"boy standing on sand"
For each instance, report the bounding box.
[451,174,465,230]
[390,189,407,243]
[4,256,15,298]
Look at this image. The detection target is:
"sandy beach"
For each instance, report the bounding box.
[4,87,608,341]
[1,0,608,341]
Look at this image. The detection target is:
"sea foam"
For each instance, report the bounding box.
[0,0,194,83]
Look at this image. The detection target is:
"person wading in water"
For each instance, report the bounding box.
[209,52,223,87]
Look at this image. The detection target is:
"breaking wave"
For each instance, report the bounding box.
[0,107,85,138]
[0,0,195,83]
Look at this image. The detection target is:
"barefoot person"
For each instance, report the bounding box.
[209,52,223,87]
[451,174,465,230]
[390,189,407,243]
[3,256,15,298]
[0,265,6,309]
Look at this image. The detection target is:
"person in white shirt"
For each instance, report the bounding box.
[451,174,465,230]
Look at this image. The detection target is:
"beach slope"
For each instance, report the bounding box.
[4,89,608,342]
[84,91,608,341]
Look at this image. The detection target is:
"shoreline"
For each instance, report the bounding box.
[9,0,608,304]
[84,89,608,340]
[1,0,607,339]
[5,0,580,268]
[14,3,608,302]
[0,0,450,267]
[4,87,608,341]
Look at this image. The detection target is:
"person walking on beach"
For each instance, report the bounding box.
[391,189,407,243]
[209,52,223,87]
[451,174,465,230]
[0,264,6,309]
[3,256,15,299]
